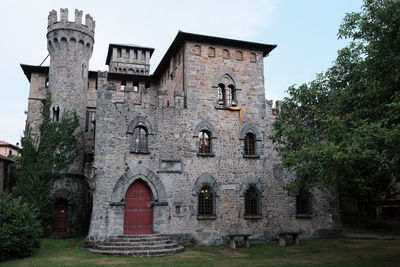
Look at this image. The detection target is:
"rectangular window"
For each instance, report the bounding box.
[296,190,312,216]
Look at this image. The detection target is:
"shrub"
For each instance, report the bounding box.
[0,194,42,261]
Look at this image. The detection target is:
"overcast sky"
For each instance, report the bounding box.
[0,0,362,146]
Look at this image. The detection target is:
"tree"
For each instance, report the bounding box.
[0,194,42,261]
[271,0,400,200]
[15,95,79,229]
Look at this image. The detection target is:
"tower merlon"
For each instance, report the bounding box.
[47,8,95,35]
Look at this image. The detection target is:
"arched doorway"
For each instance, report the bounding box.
[124,180,153,234]
[53,199,68,232]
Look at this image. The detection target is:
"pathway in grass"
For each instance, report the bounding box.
[1,238,399,266]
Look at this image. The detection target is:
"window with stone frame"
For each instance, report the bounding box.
[244,133,256,155]
[217,82,236,107]
[198,130,211,154]
[244,185,261,217]
[198,185,214,216]
[132,126,148,153]
[296,189,312,216]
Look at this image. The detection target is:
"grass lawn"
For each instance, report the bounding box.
[1,238,399,267]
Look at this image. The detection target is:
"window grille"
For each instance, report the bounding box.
[245,185,260,216]
[198,185,213,216]
[244,133,256,155]
[199,130,211,153]
[133,126,148,152]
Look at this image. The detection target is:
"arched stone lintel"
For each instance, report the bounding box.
[239,174,264,197]
[127,115,154,134]
[192,172,220,197]
[111,166,167,203]
[211,70,239,89]
[239,123,262,141]
[193,120,218,138]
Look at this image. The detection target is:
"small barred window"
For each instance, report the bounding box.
[245,185,260,216]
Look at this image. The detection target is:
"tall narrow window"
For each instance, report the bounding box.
[244,133,256,155]
[296,189,312,216]
[250,52,257,62]
[133,126,148,152]
[52,106,60,122]
[199,130,211,154]
[245,185,260,216]
[198,185,214,216]
[117,48,122,58]
[85,110,96,132]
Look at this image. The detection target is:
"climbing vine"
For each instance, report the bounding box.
[16,95,79,230]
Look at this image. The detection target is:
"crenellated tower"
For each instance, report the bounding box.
[46,8,95,174]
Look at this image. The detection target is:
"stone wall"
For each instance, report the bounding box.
[88,40,341,245]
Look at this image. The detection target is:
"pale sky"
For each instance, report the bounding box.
[0,0,362,146]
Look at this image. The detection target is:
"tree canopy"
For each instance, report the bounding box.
[271,0,400,200]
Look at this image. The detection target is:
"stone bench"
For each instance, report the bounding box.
[278,231,301,246]
[227,234,252,249]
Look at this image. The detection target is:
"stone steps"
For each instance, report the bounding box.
[89,234,184,257]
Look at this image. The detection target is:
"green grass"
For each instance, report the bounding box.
[1,238,399,267]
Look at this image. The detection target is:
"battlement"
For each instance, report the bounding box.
[47,8,95,36]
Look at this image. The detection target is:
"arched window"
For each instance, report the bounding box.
[217,82,236,107]
[244,133,256,155]
[250,52,257,62]
[208,47,215,57]
[222,49,230,58]
[194,45,201,55]
[132,126,148,152]
[199,130,211,154]
[245,185,260,216]
[236,50,243,60]
[198,185,214,216]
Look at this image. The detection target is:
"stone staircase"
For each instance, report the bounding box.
[89,234,185,257]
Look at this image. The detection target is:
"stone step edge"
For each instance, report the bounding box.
[89,246,184,257]
[101,241,173,246]
[95,244,179,250]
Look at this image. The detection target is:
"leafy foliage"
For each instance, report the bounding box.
[15,95,79,229]
[0,194,42,261]
[271,0,400,199]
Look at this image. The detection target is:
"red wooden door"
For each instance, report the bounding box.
[53,199,68,232]
[124,180,153,234]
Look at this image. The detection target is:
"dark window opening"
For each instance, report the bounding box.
[133,126,148,152]
[121,80,126,91]
[52,106,60,122]
[117,48,122,58]
[198,185,214,216]
[244,133,256,155]
[199,130,211,154]
[45,78,49,88]
[245,185,260,216]
[175,205,181,215]
[296,189,312,215]
[133,81,139,92]
[8,150,12,156]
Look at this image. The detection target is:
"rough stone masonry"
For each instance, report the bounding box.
[20,8,341,245]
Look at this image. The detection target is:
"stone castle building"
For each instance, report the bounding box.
[21,9,340,247]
